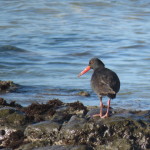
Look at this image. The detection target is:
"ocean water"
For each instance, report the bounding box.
[0,0,150,110]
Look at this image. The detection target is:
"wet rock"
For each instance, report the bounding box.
[0,107,15,118]
[6,111,26,126]
[95,138,131,150]
[0,98,22,108]
[66,101,88,116]
[50,101,88,124]
[91,115,150,150]
[22,103,55,122]
[24,120,61,144]
[0,107,26,126]
[47,99,63,107]
[51,103,87,125]
[0,126,24,149]
[75,91,90,97]
[0,100,26,149]
[51,110,72,124]
[33,145,92,150]
[18,144,92,150]
[0,98,7,105]
[58,115,93,145]
[57,108,150,149]
[0,99,149,150]
[9,101,22,108]
[22,99,64,123]
[0,80,18,93]
[4,130,24,149]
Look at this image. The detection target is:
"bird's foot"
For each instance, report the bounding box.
[92,113,103,118]
[100,113,109,118]
[93,113,109,118]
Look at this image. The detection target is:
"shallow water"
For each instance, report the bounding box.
[0,0,150,110]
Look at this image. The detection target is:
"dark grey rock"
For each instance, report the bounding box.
[59,115,88,144]
[95,138,131,150]
[0,125,24,148]
[0,99,149,150]
[33,145,92,150]
[75,91,90,97]
[0,80,18,93]
[0,107,26,126]
[24,120,61,144]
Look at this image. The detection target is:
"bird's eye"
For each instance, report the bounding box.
[89,60,94,65]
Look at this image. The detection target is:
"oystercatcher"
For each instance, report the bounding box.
[78,58,120,118]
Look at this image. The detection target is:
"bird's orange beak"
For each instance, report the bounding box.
[78,66,91,77]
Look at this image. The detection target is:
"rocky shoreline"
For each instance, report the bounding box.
[0,81,149,150]
[0,81,18,93]
[0,98,149,150]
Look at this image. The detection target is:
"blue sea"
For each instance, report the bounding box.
[0,0,150,110]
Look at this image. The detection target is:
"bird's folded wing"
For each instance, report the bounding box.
[99,80,116,95]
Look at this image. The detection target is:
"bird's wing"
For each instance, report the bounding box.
[91,69,117,95]
[91,72,116,96]
[100,79,116,94]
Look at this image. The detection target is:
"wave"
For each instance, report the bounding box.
[0,45,28,53]
[0,45,42,63]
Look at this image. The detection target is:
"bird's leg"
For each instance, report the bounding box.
[93,96,103,117]
[99,96,103,117]
[101,99,111,118]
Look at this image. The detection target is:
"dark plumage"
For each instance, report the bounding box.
[90,58,120,98]
[78,58,120,118]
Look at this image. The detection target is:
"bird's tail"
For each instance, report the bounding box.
[108,94,116,99]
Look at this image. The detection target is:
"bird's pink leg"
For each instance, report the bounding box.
[99,97,103,117]
[101,99,111,118]
[93,96,103,117]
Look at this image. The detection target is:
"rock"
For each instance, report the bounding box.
[22,103,56,122]
[0,80,18,93]
[47,99,64,107]
[18,144,92,150]
[95,138,132,150]
[22,99,64,122]
[0,98,149,150]
[59,115,88,145]
[33,145,92,150]
[75,91,90,97]
[0,98,7,105]
[51,110,72,124]
[66,101,88,116]
[0,107,26,126]
[0,98,22,108]
[24,120,61,145]
[6,111,26,126]
[0,107,26,149]
[0,107,15,118]
[91,114,150,149]
[0,125,24,149]
[57,109,150,149]
[3,130,24,149]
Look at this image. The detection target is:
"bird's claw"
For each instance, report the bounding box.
[92,113,109,118]
[100,114,109,118]
[92,113,103,118]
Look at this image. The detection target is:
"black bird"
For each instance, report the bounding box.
[78,58,120,118]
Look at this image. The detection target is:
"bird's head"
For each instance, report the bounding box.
[78,58,105,77]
